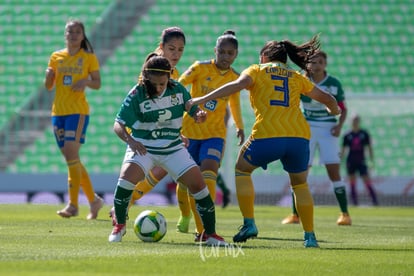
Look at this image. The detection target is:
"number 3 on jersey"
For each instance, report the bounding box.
[270,75,289,107]
[204,99,218,111]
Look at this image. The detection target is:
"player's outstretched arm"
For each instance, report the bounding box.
[189,74,252,107]
[307,86,341,115]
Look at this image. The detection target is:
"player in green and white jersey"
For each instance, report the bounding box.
[108,56,227,245]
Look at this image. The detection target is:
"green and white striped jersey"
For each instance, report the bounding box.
[301,74,345,123]
[115,81,196,155]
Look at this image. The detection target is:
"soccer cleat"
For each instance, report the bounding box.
[194,232,208,242]
[337,213,352,226]
[176,215,191,233]
[109,207,129,226]
[222,191,231,208]
[304,232,319,248]
[204,233,228,246]
[233,223,258,243]
[281,214,300,224]
[109,207,117,226]
[108,224,126,242]
[57,204,78,218]
[87,194,104,220]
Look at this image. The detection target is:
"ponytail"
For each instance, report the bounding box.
[260,34,320,70]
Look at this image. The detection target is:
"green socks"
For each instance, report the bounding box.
[114,179,135,224]
[334,185,349,213]
[193,187,216,235]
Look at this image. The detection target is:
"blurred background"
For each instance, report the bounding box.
[0,0,413,206]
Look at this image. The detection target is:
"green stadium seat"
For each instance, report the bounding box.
[2,0,414,176]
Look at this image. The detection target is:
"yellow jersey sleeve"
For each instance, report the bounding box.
[243,63,314,139]
[48,48,100,116]
[180,60,243,140]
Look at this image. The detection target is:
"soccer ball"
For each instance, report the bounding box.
[133,210,167,242]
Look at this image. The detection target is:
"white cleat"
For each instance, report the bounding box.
[108,224,126,242]
[204,233,228,247]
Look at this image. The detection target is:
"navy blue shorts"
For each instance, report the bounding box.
[187,138,225,165]
[240,137,309,173]
[346,162,368,176]
[51,114,89,148]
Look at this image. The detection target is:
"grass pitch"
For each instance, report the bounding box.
[0,204,413,275]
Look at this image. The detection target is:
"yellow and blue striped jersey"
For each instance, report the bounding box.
[179,59,244,139]
[242,62,315,139]
[47,48,100,116]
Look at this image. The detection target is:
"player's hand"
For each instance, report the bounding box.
[330,125,342,137]
[193,108,207,123]
[326,105,341,116]
[127,139,147,155]
[236,129,245,146]
[45,67,55,79]
[180,134,189,147]
[71,79,88,92]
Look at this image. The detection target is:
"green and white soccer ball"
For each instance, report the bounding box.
[134,210,167,242]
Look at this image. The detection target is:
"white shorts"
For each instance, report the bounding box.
[309,124,340,165]
[122,146,197,181]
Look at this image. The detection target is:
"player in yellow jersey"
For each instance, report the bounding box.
[187,35,341,247]
[44,20,103,219]
[108,27,186,224]
[281,50,352,226]
[177,30,245,240]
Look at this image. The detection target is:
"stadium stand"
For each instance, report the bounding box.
[1,0,413,179]
[0,0,113,129]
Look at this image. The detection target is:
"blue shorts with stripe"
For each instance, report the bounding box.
[241,137,309,173]
[187,138,225,165]
[51,114,89,148]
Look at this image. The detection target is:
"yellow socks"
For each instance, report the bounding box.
[292,182,314,232]
[202,170,217,202]
[235,169,255,219]
[130,170,160,206]
[177,182,191,217]
[67,159,81,208]
[79,162,95,202]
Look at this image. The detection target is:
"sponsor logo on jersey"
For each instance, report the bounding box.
[170,94,179,106]
[63,75,72,85]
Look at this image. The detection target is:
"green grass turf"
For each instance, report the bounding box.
[0,204,413,275]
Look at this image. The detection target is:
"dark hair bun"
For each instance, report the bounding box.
[223,30,236,36]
